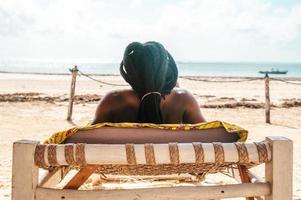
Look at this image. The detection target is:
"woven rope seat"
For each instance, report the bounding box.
[35,141,271,176]
[34,121,271,176]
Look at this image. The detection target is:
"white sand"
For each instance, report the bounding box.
[0,73,301,199]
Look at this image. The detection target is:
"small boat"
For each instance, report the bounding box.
[259,68,288,75]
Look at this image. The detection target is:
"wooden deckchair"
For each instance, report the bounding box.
[12,131,292,200]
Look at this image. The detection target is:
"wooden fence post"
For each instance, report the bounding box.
[265,74,271,123]
[67,65,78,121]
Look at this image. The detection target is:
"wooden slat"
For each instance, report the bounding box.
[36,183,271,200]
[63,165,97,189]
[39,167,70,188]
[238,165,254,200]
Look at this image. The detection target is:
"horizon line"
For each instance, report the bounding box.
[1,58,301,64]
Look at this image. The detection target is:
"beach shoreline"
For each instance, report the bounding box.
[2,71,301,80]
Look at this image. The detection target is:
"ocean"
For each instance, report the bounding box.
[0,60,301,77]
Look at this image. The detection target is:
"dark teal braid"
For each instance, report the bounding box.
[120,41,178,123]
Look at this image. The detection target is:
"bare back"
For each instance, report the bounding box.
[92,89,205,124]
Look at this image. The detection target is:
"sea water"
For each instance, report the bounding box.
[0,60,301,77]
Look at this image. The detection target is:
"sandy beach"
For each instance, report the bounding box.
[1,73,301,199]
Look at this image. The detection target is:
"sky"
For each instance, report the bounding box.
[0,0,301,63]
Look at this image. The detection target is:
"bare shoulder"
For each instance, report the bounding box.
[168,89,195,101]
[103,89,139,102]
[166,89,205,123]
[92,89,139,124]
[97,90,140,113]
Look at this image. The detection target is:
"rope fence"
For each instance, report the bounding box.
[66,65,301,123]
[179,77,263,83]
[270,78,301,85]
[77,69,127,87]
[180,76,301,85]
[75,66,301,86]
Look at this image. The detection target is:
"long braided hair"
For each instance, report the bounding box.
[120,41,178,123]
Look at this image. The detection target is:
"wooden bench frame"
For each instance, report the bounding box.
[12,136,293,200]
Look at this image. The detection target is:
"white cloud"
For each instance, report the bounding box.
[0,0,300,62]
[156,0,301,61]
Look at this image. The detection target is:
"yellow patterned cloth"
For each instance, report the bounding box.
[44,120,248,144]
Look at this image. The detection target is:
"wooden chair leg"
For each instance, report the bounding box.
[265,137,293,200]
[238,165,254,200]
[63,165,97,189]
[12,140,39,200]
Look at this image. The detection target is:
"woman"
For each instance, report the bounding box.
[92,41,205,124]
